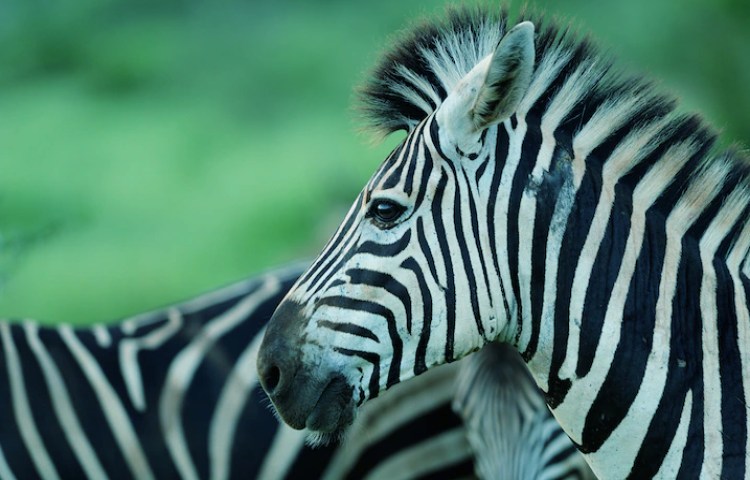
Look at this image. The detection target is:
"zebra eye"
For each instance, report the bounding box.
[368,199,406,225]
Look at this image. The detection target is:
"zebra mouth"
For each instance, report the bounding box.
[305,374,355,434]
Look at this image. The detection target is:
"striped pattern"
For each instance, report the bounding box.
[0,264,480,479]
[454,343,594,480]
[260,6,750,479]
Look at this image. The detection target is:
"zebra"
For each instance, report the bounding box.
[256,5,750,479]
[0,261,590,479]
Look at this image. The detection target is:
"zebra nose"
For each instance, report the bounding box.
[257,300,307,399]
[257,331,296,399]
[262,364,281,394]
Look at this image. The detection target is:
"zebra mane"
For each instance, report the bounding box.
[358,6,665,135]
[359,5,750,222]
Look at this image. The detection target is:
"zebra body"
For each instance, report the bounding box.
[257,6,750,479]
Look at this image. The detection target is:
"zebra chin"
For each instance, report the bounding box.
[257,300,357,437]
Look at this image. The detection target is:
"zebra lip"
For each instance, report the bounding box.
[305,374,354,433]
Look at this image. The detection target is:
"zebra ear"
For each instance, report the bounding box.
[438,22,535,141]
[471,21,535,129]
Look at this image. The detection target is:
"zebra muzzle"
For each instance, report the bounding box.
[257,299,355,434]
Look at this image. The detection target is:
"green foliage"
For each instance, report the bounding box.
[0,0,748,324]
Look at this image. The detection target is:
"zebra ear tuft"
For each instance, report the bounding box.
[438,21,535,142]
[471,21,535,129]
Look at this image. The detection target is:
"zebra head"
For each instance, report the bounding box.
[257,18,536,438]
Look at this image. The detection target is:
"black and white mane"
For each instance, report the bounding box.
[359,6,748,184]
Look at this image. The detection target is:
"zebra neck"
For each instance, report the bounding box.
[493,107,750,477]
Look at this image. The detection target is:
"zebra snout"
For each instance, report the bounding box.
[257,301,305,398]
[258,299,356,434]
[257,299,317,429]
[257,333,310,429]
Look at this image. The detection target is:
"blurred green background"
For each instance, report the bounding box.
[1,0,748,325]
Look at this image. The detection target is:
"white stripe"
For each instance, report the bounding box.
[92,325,112,348]
[697,185,748,478]
[256,424,307,480]
[208,326,266,480]
[0,443,18,480]
[0,322,60,480]
[726,217,750,477]
[119,308,183,411]
[160,276,281,480]
[58,325,155,480]
[24,322,109,480]
[654,391,693,478]
[571,95,654,189]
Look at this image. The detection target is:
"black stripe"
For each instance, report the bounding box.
[344,404,464,480]
[282,442,337,480]
[508,114,543,345]
[523,146,571,361]
[575,180,633,377]
[345,268,413,334]
[402,122,427,196]
[299,192,363,288]
[323,297,402,389]
[579,204,664,453]
[0,327,53,477]
[431,169,456,362]
[416,217,440,284]
[370,142,406,193]
[401,257,433,376]
[358,230,412,258]
[445,160,484,338]
[462,167,494,314]
[487,124,513,329]
[49,328,136,477]
[412,129,434,212]
[317,319,379,343]
[428,113,446,160]
[716,205,750,479]
[334,348,381,399]
[308,232,362,300]
[376,121,425,192]
[546,149,604,408]
[475,152,490,184]
[715,254,747,479]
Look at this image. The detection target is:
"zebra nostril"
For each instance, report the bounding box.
[264,365,281,394]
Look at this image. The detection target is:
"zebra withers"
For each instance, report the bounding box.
[257,5,750,479]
